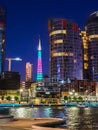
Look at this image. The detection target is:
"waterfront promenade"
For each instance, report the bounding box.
[0,118,66,130]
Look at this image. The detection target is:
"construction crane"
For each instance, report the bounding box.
[6,57,22,71]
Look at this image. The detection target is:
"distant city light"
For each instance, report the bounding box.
[15,57,22,61]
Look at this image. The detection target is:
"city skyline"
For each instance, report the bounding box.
[0,0,98,80]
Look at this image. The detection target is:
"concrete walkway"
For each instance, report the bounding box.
[0,118,67,130]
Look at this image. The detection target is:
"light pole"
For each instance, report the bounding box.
[6,57,22,71]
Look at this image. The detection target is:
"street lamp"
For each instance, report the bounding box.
[6,57,22,71]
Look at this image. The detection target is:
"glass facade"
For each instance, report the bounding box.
[0,6,6,74]
[48,19,83,82]
[86,11,98,81]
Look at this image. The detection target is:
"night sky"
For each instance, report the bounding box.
[0,0,98,81]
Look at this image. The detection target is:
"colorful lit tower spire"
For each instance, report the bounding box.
[37,37,43,81]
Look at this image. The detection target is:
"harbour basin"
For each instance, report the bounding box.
[0,105,98,130]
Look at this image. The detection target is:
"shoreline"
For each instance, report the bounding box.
[0,118,67,130]
[0,101,98,108]
[0,103,66,107]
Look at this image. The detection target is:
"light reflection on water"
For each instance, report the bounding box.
[9,106,64,118]
[1,106,98,130]
[66,107,98,130]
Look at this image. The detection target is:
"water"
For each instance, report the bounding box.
[0,106,98,130]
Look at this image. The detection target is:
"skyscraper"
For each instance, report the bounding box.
[36,38,43,81]
[85,11,98,81]
[48,19,83,82]
[0,6,6,74]
[26,62,32,82]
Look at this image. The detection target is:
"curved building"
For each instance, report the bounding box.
[48,19,83,83]
[85,11,98,81]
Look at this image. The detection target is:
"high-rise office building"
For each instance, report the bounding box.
[36,38,43,81]
[0,6,6,74]
[26,62,32,82]
[85,11,98,81]
[48,19,83,82]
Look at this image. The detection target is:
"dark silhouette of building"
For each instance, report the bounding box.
[0,71,20,90]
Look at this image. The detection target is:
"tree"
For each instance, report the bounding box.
[68,96,71,102]
[6,96,11,101]
[73,96,77,102]
[64,96,68,101]
[1,96,4,100]
[14,96,19,102]
[78,96,83,102]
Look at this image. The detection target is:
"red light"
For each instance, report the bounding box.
[72,23,78,31]
[62,19,66,27]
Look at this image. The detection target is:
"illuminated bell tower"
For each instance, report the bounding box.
[36,38,43,81]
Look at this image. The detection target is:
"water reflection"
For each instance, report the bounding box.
[0,106,98,130]
[66,107,98,130]
[10,107,32,118]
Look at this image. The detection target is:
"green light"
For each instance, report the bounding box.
[37,73,43,81]
[38,51,41,58]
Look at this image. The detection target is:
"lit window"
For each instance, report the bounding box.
[84,44,88,49]
[84,63,88,69]
[84,54,88,60]
[69,53,74,56]
[49,30,66,36]
[74,59,77,63]
[52,52,74,57]
[54,39,63,44]
[88,34,98,39]
[91,56,94,59]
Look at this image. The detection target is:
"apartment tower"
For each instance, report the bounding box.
[85,11,98,81]
[48,19,83,83]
